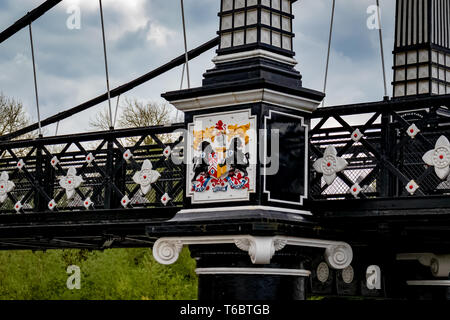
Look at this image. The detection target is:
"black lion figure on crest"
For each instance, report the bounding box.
[191,141,214,182]
[221,137,250,178]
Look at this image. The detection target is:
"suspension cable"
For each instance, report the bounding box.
[180,63,186,90]
[0,37,219,142]
[180,0,191,89]
[376,0,388,98]
[176,63,186,122]
[28,23,42,137]
[113,94,120,128]
[322,0,336,108]
[98,0,113,129]
[55,121,59,136]
[0,0,62,45]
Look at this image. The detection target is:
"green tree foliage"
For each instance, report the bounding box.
[0,94,197,300]
[0,248,197,300]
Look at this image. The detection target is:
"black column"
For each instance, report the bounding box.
[190,244,310,301]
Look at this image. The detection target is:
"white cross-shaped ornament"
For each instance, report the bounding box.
[59,167,83,199]
[0,172,15,203]
[132,160,161,195]
[313,146,348,185]
[422,135,450,180]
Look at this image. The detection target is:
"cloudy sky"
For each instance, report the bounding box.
[0,0,396,136]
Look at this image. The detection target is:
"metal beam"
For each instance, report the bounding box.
[0,36,220,142]
[0,0,63,45]
[313,95,450,117]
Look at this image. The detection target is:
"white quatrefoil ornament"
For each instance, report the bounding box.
[59,167,83,200]
[0,172,15,203]
[422,136,450,180]
[313,146,348,185]
[132,160,161,195]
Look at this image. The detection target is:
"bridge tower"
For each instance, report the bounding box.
[393,0,450,98]
[150,0,355,301]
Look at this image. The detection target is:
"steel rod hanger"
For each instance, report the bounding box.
[0,0,62,45]
[0,37,219,142]
[322,0,336,108]
[28,23,42,137]
[180,0,191,89]
[376,0,388,99]
[98,0,114,129]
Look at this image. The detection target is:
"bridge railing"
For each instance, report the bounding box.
[309,99,450,205]
[0,124,185,215]
[2,98,450,216]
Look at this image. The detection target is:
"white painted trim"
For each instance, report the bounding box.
[152,235,353,269]
[177,205,312,215]
[212,49,298,66]
[407,280,450,286]
[195,267,311,277]
[263,110,309,206]
[170,89,322,113]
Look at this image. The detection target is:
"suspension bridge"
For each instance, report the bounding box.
[1,0,450,300]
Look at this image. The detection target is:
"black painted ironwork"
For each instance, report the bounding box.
[0,124,185,215]
[309,96,450,215]
[2,95,450,218]
[0,0,63,45]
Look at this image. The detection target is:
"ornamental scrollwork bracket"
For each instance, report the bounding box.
[152,235,352,269]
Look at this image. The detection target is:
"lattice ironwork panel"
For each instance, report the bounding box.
[310,105,450,200]
[0,124,185,215]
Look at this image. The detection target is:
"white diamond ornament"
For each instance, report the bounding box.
[50,156,59,168]
[407,124,420,138]
[48,199,57,211]
[121,195,130,208]
[14,201,22,213]
[351,129,363,142]
[406,180,419,195]
[313,146,348,185]
[86,153,95,164]
[161,193,171,206]
[83,197,93,209]
[0,171,15,203]
[163,146,171,159]
[350,184,361,198]
[59,167,84,199]
[17,159,25,170]
[123,149,133,161]
[132,160,161,195]
[423,136,450,180]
